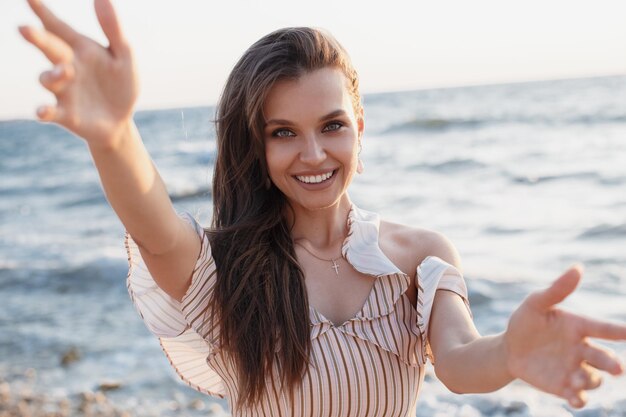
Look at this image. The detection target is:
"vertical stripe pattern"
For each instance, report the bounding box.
[126,207,471,416]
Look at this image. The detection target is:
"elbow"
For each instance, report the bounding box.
[435,364,499,395]
[434,366,467,395]
[434,353,484,395]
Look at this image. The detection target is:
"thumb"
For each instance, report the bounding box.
[527,264,583,311]
[94,0,127,55]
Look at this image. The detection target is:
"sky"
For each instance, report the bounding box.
[2,0,625,120]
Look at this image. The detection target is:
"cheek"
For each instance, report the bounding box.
[342,136,360,163]
[264,142,290,178]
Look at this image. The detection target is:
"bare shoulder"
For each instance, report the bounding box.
[378,219,463,277]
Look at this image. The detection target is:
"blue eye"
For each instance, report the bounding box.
[272,129,295,138]
[323,122,343,132]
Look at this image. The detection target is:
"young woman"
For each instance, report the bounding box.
[19,0,626,415]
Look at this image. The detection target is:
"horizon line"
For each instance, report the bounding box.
[3,72,624,123]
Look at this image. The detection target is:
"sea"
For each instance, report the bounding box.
[1,74,625,416]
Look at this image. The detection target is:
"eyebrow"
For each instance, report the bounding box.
[264,109,348,128]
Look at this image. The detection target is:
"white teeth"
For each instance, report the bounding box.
[296,171,334,184]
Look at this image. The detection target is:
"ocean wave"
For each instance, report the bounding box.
[170,187,212,202]
[0,260,127,294]
[383,118,483,133]
[599,176,626,186]
[508,171,601,185]
[380,114,626,135]
[55,186,212,207]
[409,158,487,173]
[465,278,531,311]
[508,171,626,187]
[577,223,626,239]
[483,226,526,235]
[569,114,626,124]
[0,260,19,272]
[582,257,626,266]
[59,194,108,208]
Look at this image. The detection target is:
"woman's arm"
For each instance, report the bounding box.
[429,292,513,393]
[428,248,626,409]
[19,0,200,300]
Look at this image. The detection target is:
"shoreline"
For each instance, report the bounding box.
[0,371,225,417]
[0,379,131,417]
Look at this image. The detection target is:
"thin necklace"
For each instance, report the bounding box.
[295,242,342,276]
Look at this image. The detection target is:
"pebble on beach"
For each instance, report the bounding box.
[0,380,131,417]
[60,347,81,367]
[97,381,122,392]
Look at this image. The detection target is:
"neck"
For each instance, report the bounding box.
[289,195,352,251]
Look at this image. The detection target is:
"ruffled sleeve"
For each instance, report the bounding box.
[125,211,226,398]
[416,256,471,365]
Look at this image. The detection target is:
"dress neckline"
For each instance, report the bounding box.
[308,204,410,330]
[341,204,403,277]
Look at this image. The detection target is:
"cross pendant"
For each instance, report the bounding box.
[331,260,339,276]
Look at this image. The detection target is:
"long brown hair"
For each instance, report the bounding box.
[208,27,362,410]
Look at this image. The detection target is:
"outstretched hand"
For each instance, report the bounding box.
[19,0,138,146]
[505,265,626,408]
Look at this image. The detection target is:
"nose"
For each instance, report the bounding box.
[299,133,326,165]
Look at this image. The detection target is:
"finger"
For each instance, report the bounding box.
[569,364,602,391]
[26,0,81,46]
[35,105,64,123]
[568,389,588,409]
[527,264,582,311]
[18,26,73,65]
[581,342,624,375]
[39,63,75,94]
[580,316,626,342]
[94,0,128,56]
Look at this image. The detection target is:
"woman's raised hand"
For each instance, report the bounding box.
[19,0,138,148]
[505,265,626,408]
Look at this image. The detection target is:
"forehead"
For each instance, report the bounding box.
[263,67,355,121]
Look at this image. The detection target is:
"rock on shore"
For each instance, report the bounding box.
[0,380,132,417]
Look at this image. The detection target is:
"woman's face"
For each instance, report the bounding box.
[263,67,363,213]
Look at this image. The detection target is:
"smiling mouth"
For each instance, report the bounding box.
[294,170,336,184]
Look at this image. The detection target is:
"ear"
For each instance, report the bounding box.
[356,107,365,174]
[357,107,365,139]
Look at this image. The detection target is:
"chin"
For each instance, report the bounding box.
[288,195,346,213]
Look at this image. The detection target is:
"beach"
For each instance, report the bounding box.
[1,74,625,416]
[0,374,132,417]
[0,370,226,416]
[1,362,129,417]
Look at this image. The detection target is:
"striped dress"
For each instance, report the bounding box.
[126,205,471,416]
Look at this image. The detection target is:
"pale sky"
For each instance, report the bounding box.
[2,0,625,120]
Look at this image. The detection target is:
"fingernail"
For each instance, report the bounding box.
[52,66,63,77]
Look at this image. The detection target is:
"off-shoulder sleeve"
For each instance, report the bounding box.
[125,211,226,398]
[415,256,471,365]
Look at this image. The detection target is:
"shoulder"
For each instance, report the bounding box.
[378,219,463,276]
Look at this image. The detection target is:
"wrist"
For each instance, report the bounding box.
[500,330,518,382]
[87,119,138,154]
